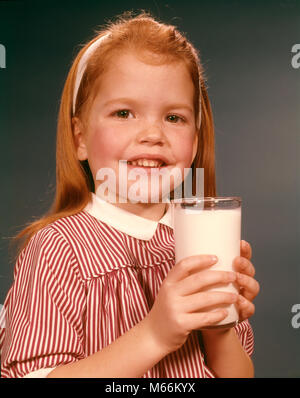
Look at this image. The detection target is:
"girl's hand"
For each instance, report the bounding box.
[144,255,238,355]
[233,240,260,322]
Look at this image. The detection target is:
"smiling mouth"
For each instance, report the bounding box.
[127,159,167,168]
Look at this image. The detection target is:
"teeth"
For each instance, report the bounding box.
[128,159,164,167]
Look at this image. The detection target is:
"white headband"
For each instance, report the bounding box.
[72,34,110,115]
[72,33,202,129]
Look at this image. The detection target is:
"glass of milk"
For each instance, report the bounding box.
[171,197,241,329]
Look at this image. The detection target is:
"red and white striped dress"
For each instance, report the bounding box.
[0,194,254,378]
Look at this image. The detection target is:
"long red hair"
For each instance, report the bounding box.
[13,10,216,254]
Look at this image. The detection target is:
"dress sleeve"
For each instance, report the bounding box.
[234,319,254,357]
[22,368,55,378]
[0,226,86,378]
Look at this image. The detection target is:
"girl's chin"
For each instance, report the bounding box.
[101,192,172,204]
[95,185,173,204]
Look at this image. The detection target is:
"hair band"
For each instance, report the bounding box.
[72,34,110,115]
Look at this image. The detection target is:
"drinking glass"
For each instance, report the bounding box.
[171,197,241,328]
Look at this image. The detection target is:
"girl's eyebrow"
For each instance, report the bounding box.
[166,103,194,114]
[103,98,193,114]
[103,98,137,107]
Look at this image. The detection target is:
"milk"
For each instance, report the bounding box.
[173,203,241,328]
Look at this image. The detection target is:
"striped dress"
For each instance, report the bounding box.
[0,194,254,378]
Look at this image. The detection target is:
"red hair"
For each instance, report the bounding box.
[13,10,216,254]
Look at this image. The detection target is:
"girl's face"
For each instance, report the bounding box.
[73,51,198,203]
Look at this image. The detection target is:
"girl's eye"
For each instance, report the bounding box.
[114,109,132,119]
[166,114,185,123]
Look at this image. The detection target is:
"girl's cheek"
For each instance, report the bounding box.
[174,140,196,165]
[88,130,126,171]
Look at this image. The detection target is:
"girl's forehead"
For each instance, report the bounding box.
[97,51,194,94]
[94,71,194,109]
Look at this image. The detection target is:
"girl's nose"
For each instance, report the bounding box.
[137,124,166,146]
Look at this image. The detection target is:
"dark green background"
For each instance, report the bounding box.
[0,0,299,377]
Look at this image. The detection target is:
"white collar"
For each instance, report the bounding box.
[84,193,173,240]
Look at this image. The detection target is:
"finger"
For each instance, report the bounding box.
[178,270,237,296]
[236,272,260,301]
[184,309,229,331]
[182,290,238,313]
[240,240,252,260]
[233,256,255,277]
[168,255,218,283]
[237,295,255,321]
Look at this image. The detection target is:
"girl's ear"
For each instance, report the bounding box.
[72,117,88,161]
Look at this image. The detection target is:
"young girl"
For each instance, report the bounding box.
[0,11,259,378]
